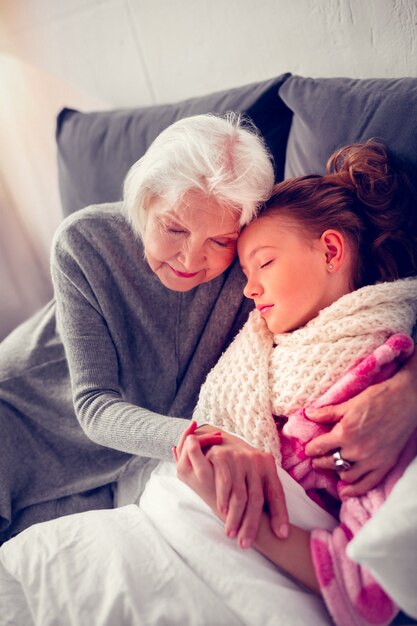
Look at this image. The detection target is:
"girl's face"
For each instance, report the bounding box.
[143,190,241,292]
[238,214,347,334]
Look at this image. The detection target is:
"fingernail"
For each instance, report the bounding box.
[278,523,289,539]
[227,529,237,539]
[189,421,197,433]
[240,538,253,549]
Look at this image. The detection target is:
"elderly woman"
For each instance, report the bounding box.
[0,113,416,547]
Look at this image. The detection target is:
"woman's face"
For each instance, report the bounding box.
[238,214,340,333]
[143,190,241,291]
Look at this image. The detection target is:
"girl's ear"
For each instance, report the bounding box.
[320,229,346,272]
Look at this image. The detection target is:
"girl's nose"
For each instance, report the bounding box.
[243,277,261,299]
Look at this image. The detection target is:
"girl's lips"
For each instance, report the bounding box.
[257,304,274,315]
[169,265,200,278]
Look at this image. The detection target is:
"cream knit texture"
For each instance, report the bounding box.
[194,278,417,464]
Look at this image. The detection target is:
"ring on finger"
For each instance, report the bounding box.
[332,449,353,472]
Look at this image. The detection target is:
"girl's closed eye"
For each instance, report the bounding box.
[260,259,274,269]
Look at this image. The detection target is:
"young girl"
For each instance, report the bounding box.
[175,140,417,626]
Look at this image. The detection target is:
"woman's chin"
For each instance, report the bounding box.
[157,267,204,292]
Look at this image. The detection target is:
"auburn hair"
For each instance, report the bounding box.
[262,140,417,288]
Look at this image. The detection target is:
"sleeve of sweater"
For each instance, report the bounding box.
[50,211,189,461]
[310,436,417,626]
[310,478,399,626]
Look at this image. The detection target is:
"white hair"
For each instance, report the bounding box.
[123,112,274,239]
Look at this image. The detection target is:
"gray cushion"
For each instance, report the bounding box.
[279,75,417,176]
[56,74,292,217]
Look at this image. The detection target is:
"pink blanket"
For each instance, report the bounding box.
[281,334,416,626]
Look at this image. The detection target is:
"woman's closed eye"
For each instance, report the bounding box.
[167,227,186,235]
[158,217,187,235]
[211,238,237,248]
[161,221,187,236]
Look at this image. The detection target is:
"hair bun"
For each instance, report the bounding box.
[327,140,398,210]
[327,139,417,284]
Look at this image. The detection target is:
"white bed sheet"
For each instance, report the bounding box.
[0,462,337,626]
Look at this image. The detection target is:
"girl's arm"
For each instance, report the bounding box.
[174,433,318,593]
[305,348,417,497]
[175,433,400,626]
[254,513,319,594]
[176,422,290,547]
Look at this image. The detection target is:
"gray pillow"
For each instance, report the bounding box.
[56,74,293,217]
[279,75,417,177]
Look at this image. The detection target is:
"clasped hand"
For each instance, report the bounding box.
[173,421,289,548]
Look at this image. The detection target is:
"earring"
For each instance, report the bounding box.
[328,263,334,270]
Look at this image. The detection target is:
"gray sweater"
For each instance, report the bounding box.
[0,203,252,539]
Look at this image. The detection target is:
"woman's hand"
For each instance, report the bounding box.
[174,422,289,548]
[305,350,417,497]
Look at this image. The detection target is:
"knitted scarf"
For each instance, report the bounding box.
[193,278,417,465]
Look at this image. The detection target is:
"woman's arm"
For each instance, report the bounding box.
[50,212,190,460]
[305,348,417,496]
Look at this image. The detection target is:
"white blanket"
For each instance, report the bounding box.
[0,462,337,626]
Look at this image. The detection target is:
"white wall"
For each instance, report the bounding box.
[2,0,417,106]
[0,0,416,337]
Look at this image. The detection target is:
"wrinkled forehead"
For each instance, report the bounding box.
[150,189,242,229]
